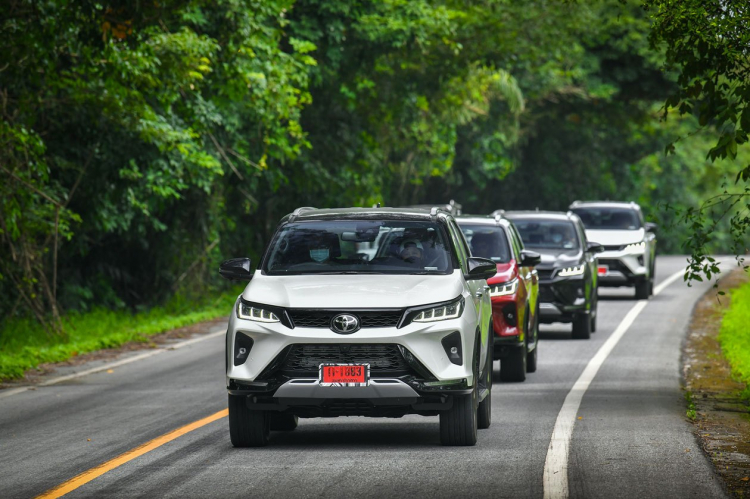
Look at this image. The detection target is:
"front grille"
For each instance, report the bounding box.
[288,310,402,328]
[539,285,555,303]
[536,269,555,280]
[279,344,411,377]
[603,245,624,252]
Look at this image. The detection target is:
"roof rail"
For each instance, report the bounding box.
[490,209,504,217]
[288,206,317,222]
[570,200,581,207]
[430,206,440,218]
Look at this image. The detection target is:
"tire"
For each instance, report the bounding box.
[228,394,270,447]
[526,343,538,373]
[500,345,526,381]
[635,280,650,300]
[270,413,298,431]
[440,390,478,446]
[478,334,492,430]
[572,313,591,340]
[526,303,539,373]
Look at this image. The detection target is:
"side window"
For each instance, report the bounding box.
[447,220,469,272]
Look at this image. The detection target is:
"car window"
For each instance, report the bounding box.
[263,220,452,275]
[570,207,642,230]
[447,220,469,273]
[458,224,512,263]
[513,220,581,251]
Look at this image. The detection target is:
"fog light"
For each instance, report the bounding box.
[441,331,463,365]
[234,333,254,366]
[502,303,517,327]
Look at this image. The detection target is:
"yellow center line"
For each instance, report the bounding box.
[36,409,228,499]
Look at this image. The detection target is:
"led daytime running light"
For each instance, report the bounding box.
[558,265,585,277]
[237,302,280,323]
[490,279,518,297]
[625,241,646,254]
[413,299,464,323]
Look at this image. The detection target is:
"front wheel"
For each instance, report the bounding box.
[572,313,591,340]
[500,345,527,381]
[440,390,478,446]
[635,280,650,300]
[228,394,270,447]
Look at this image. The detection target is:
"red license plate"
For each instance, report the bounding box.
[598,265,608,276]
[320,364,369,385]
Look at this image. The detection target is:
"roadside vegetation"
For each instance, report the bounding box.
[0,289,239,380]
[1,0,748,377]
[719,282,750,400]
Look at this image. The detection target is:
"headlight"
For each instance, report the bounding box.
[490,278,518,297]
[413,297,465,322]
[558,265,585,277]
[237,302,280,322]
[625,241,646,254]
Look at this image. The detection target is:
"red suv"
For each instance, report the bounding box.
[457,215,541,381]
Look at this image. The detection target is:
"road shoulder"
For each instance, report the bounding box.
[0,318,227,391]
[683,269,750,496]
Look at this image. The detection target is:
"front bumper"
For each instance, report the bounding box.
[226,297,481,399]
[537,275,588,323]
[597,250,647,286]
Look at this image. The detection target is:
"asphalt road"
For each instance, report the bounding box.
[0,256,729,498]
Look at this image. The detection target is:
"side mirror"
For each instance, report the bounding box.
[466,257,497,280]
[519,250,541,267]
[645,222,658,233]
[219,258,253,281]
[587,241,605,254]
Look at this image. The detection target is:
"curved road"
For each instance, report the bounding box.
[0,256,729,498]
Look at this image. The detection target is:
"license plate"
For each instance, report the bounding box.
[320,364,369,386]
[598,265,608,276]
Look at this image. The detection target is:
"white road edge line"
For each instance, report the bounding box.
[0,327,226,401]
[542,267,686,499]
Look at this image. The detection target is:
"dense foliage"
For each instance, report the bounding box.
[0,0,746,336]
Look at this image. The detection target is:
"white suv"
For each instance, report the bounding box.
[220,207,495,446]
[569,201,657,299]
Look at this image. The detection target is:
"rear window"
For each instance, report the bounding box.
[571,207,641,230]
[457,224,511,263]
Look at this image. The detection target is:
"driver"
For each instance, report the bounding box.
[399,238,424,264]
[550,225,576,249]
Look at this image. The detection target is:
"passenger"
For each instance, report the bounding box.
[399,238,424,264]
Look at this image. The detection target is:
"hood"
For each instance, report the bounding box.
[487,261,517,285]
[532,250,582,269]
[242,271,463,309]
[584,228,645,246]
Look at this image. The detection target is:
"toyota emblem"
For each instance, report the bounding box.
[331,314,360,334]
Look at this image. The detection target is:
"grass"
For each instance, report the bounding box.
[685,391,697,420]
[0,288,242,381]
[718,280,750,401]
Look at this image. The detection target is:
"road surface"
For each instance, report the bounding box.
[0,256,728,498]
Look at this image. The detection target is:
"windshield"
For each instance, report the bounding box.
[458,224,511,263]
[263,220,454,275]
[571,207,641,230]
[513,220,580,251]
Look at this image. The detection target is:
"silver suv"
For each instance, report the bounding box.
[569,201,657,299]
[220,207,495,446]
